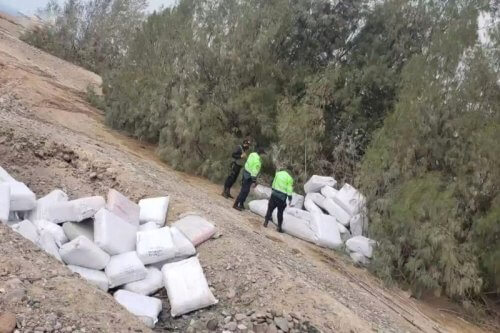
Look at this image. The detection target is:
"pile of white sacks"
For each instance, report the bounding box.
[250,175,376,265]
[0,166,218,328]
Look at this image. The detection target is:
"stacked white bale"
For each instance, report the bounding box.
[136,227,176,265]
[336,221,352,243]
[279,212,316,244]
[313,194,352,226]
[289,193,305,209]
[171,227,196,259]
[33,219,68,247]
[11,220,39,244]
[304,194,323,214]
[253,185,272,199]
[59,236,110,270]
[162,256,218,317]
[114,290,162,328]
[68,265,109,291]
[172,215,216,247]
[46,196,105,223]
[0,183,10,223]
[310,212,342,249]
[348,214,366,237]
[38,231,62,262]
[63,220,94,241]
[0,166,14,182]
[94,209,137,255]
[8,181,36,211]
[138,221,160,232]
[320,186,338,199]
[123,267,163,296]
[304,175,336,194]
[346,236,375,265]
[28,189,68,222]
[138,196,169,227]
[105,251,147,288]
[249,200,269,218]
[106,189,140,226]
[332,183,366,216]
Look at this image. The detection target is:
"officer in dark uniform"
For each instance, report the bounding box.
[222,138,251,198]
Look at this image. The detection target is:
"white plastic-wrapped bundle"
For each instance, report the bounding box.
[94,209,137,255]
[28,189,68,222]
[304,175,337,194]
[138,196,169,226]
[162,257,218,317]
[289,193,304,209]
[33,219,68,247]
[346,236,375,258]
[0,183,10,223]
[349,214,366,237]
[114,290,162,328]
[320,186,338,199]
[172,215,216,247]
[280,213,316,243]
[62,220,94,241]
[123,267,163,296]
[0,166,15,182]
[68,265,109,291]
[304,194,323,214]
[59,236,110,270]
[332,183,366,216]
[11,220,39,244]
[46,196,105,223]
[253,185,272,199]
[138,221,160,232]
[336,221,352,242]
[136,227,175,265]
[350,252,370,266]
[317,197,352,226]
[171,226,196,259]
[310,212,342,249]
[105,251,147,288]
[8,181,36,211]
[249,200,269,218]
[106,189,140,226]
[38,231,63,262]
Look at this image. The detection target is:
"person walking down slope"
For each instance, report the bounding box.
[264,170,294,233]
[233,147,265,211]
[222,139,251,198]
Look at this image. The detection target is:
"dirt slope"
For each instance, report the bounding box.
[0,13,496,333]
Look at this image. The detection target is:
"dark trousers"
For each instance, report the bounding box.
[235,171,253,207]
[265,194,287,230]
[224,162,242,191]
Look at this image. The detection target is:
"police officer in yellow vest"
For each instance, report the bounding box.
[264,169,294,233]
[233,147,265,211]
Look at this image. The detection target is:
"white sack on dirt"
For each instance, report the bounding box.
[304,194,323,214]
[304,175,337,194]
[59,236,110,270]
[138,196,169,226]
[317,197,352,226]
[8,181,36,211]
[11,220,39,244]
[283,207,311,222]
[28,189,68,222]
[349,214,365,237]
[171,226,196,260]
[310,212,342,249]
[290,193,304,209]
[346,236,375,258]
[337,222,352,242]
[278,213,316,244]
[136,227,175,265]
[350,252,371,266]
[33,219,68,247]
[253,185,272,199]
[114,290,162,328]
[63,220,94,241]
[68,265,109,291]
[106,189,140,226]
[138,221,160,232]
[332,183,366,216]
[0,166,15,182]
[0,183,10,223]
[320,186,338,199]
[162,256,218,317]
[172,215,216,247]
[123,267,163,296]
[38,231,63,262]
[46,196,105,223]
[94,208,137,255]
[249,200,269,218]
[106,251,147,288]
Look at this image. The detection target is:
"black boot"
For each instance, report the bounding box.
[233,202,242,211]
[278,222,284,233]
[263,219,269,228]
[222,189,228,198]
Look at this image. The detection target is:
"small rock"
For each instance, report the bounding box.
[62,154,71,162]
[0,312,16,333]
[237,324,247,331]
[274,317,289,332]
[227,288,236,299]
[235,314,246,321]
[226,321,238,331]
[89,172,97,180]
[207,319,218,331]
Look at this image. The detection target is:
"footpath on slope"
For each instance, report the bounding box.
[0,12,495,333]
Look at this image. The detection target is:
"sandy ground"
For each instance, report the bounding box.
[0,12,497,333]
